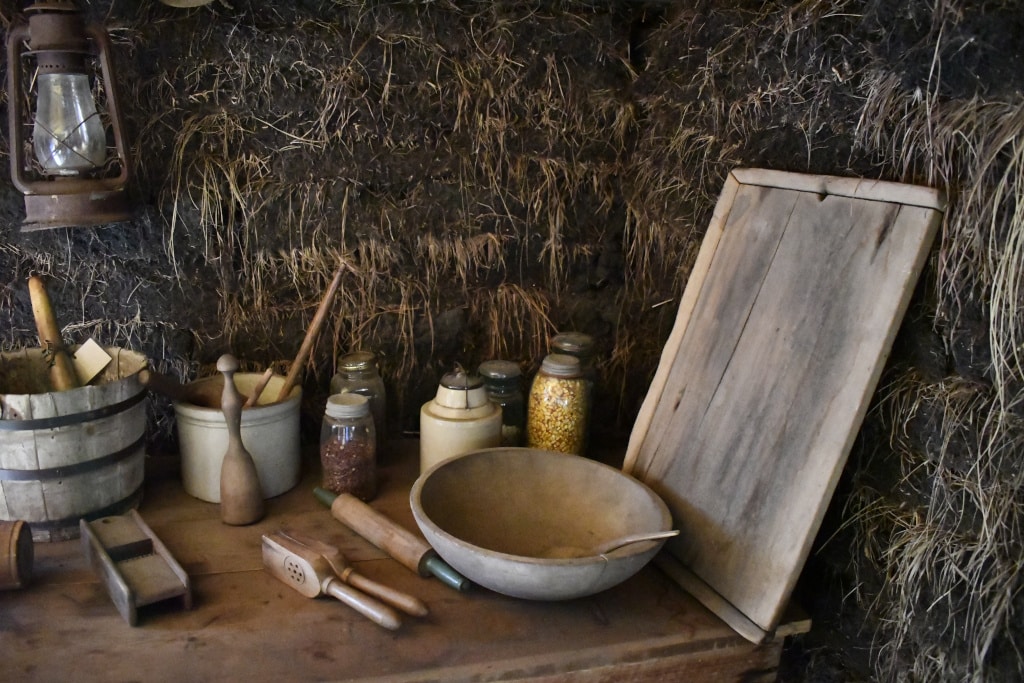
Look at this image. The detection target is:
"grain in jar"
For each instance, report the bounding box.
[320,393,377,500]
[527,353,590,456]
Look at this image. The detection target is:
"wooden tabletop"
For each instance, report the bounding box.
[0,441,806,682]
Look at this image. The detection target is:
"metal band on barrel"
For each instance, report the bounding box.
[0,391,146,431]
[0,433,145,481]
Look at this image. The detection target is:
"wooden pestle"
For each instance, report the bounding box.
[218,354,265,525]
[27,276,80,392]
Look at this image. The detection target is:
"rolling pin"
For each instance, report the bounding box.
[314,488,469,592]
[27,275,80,392]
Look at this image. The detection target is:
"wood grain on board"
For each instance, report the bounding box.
[625,169,944,641]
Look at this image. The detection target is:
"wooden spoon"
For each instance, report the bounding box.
[541,530,679,559]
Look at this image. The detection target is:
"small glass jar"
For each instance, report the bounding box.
[527,353,590,456]
[478,359,525,447]
[320,393,377,500]
[330,351,387,455]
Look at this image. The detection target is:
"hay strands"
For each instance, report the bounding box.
[276,263,346,403]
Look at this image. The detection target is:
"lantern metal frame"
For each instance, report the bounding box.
[6,1,132,231]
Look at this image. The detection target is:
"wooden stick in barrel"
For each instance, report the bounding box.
[276,264,345,403]
[27,276,80,392]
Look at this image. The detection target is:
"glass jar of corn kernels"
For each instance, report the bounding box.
[526,353,590,456]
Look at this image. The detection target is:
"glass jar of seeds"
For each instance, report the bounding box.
[526,353,590,456]
[549,332,596,452]
[320,393,377,500]
[478,359,525,447]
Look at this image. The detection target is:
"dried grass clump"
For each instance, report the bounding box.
[120,0,634,403]
[844,11,1024,679]
[844,370,1024,681]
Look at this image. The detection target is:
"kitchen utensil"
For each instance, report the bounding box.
[243,367,274,408]
[278,528,428,617]
[80,510,192,626]
[27,275,79,391]
[218,354,264,525]
[314,488,469,592]
[540,529,680,559]
[139,367,199,403]
[0,520,33,589]
[409,447,673,601]
[277,264,345,403]
[262,532,401,630]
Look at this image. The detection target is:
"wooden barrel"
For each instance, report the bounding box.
[0,347,148,542]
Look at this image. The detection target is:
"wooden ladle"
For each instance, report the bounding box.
[218,354,264,526]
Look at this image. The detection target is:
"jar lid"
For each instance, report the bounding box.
[440,369,484,391]
[551,331,594,355]
[478,359,521,380]
[338,350,376,372]
[434,368,490,409]
[325,393,370,418]
[541,353,582,377]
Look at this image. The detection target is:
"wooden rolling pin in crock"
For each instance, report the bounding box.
[314,488,469,592]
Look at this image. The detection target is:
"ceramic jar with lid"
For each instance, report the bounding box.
[320,393,377,500]
[526,353,590,456]
[478,359,525,447]
[419,368,502,473]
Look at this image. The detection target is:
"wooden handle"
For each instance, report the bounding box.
[323,578,402,630]
[139,368,197,403]
[277,264,346,402]
[27,276,80,392]
[243,367,275,408]
[329,493,432,576]
[340,567,428,617]
[218,354,265,525]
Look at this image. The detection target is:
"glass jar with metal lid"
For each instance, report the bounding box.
[526,353,590,456]
[330,351,387,454]
[320,393,377,500]
[550,332,596,386]
[478,359,525,447]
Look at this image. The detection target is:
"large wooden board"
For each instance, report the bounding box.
[624,168,944,642]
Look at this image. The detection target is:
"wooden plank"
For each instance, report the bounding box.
[625,171,739,476]
[629,171,942,636]
[731,167,947,210]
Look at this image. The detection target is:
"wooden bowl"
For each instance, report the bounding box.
[410,447,672,600]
